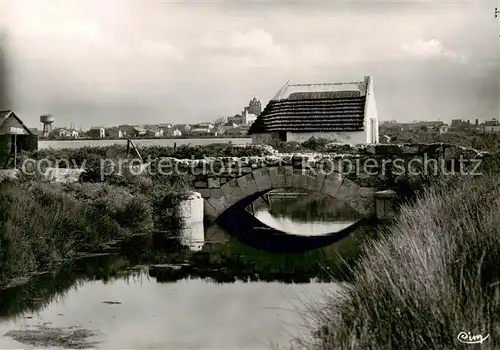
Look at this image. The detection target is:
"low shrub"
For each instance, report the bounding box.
[267,137,334,153]
[301,137,331,151]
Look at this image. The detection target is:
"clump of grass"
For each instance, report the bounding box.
[298,174,500,349]
[301,137,331,151]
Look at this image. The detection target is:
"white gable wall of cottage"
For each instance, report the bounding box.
[363,76,379,144]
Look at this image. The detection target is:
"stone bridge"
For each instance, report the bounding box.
[165,143,490,221]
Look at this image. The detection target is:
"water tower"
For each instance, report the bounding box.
[40,114,55,138]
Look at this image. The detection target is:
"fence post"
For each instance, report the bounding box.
[13,130,17,168]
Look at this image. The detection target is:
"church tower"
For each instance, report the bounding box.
[247,97,262,116]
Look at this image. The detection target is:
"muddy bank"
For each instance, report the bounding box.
[5,323,101,349]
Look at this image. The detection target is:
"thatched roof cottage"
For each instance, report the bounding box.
[248,76,379,144]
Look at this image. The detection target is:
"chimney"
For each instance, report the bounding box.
[475,119,479,126]
[467,120,470,124]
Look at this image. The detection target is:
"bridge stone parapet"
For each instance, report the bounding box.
[155,143,489,220]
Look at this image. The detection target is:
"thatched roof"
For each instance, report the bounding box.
[248,79,370,134]
[249,85,372,134]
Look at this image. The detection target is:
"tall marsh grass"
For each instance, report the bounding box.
[299,174,500,349]
[0,173,187,285]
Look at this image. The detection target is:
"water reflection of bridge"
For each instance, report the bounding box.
[181,188,380,254]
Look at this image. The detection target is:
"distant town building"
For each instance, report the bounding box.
[105,127,124,138]
[190,123,213,136]
[144,125,164,137]
[197,122,214,130]
[87,127,105,138]
[218,123,238,135]
[161,127,174,137]
[248,76,379,144]
[450,119,475,132]
[482,119,500,133]
[174,124,191,134]
[119,126,147,137]
[243,108,258,125]
[173,128,182,137]
[133,126,147,137]
[52,128,79,139]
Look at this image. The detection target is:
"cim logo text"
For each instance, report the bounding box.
[457,332,490,344]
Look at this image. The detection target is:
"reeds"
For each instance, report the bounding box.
[298,174,500,349]
[0,177,185,286]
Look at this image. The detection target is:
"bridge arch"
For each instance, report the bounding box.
[203,166,376,220]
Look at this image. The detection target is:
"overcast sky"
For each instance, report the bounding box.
[1,0,500,129]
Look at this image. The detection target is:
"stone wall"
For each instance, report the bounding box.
[251,132,281,145]
[1,142,490,219]
[176,143,488,192]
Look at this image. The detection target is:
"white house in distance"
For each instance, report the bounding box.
[242,108,258,126]
[87,126,106,138]
[105,127,124,138]
[248,76,379,144]
[52,127,79,139]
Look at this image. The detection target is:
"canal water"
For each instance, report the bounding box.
[0,191,369,349]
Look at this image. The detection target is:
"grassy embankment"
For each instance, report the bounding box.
[0,171,187,286]
[298,172,500,349]
[0,143,274,286]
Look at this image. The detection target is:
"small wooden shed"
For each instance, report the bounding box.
[0,110,38,168]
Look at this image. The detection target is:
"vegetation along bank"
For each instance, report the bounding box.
[0,143,285,287]
[297,172,500,349]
